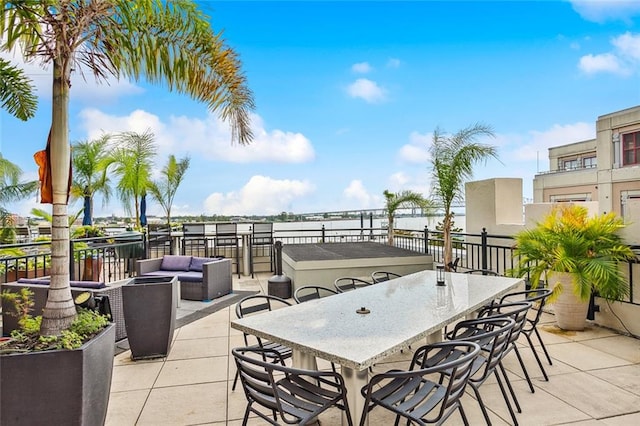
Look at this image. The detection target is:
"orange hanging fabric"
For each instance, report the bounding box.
[34,129,71,204]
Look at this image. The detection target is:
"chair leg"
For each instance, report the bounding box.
[512,345,535,393]
[232,369,240,391]
[468,382,493,425]
[498,362,522,413]
[534,327,553,365]
[494,370,519,426]
[458,403,470,426]
[525,333,549,381]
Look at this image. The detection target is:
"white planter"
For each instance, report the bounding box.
[550,272,589,331]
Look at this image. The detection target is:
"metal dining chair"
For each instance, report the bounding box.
[370,270,402,283]
[249,222,274,278]
[443,316,519,426]
[232,294,293,391]
[214,222,240,278]
[360,341,481,426]
[293,285,338,304]
[334,277,372,293]
[232,347,353,425]
[497,288,554,380]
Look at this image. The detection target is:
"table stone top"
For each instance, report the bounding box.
[231,270,523,370]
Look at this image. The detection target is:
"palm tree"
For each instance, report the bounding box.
[383,189,429,246]
[70,135,113,226]
[0,0,254,336]
[0,155,38,243]
[148,154,191,227]
[429,123,498,271]
[0,57,37,120]
[0,154,38,205]
[109,130,157,228]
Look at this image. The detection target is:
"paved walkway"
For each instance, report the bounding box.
[106,273,640,425]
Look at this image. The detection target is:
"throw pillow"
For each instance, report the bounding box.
[161,255,192,271]
[189,256,211,272]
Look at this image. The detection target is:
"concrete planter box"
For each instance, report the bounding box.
[122,276,178,360]
[0,323,116,426]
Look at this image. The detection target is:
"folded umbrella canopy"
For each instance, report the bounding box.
[82,195,92,226]
[140,194,147,227]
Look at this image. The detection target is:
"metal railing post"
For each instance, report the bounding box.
[424,226,429,254]
[481,228,488,271]
[69,239,75,280]
[321,225,325,243]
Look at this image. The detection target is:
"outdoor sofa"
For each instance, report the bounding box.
[135,255,232,301]
[1,278,128,340]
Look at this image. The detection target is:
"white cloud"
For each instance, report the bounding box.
[351,62,372,73]
[0,51,143,103]
[569,0,640,23]
[342,180,376,208]
[397,131,432,164]
[203,175,315,215]
[386,58,401,68]
[578,32,640,75]
[78,109,315,164]
[510,122,595,161]
[346,78,387,103]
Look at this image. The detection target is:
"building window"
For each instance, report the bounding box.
[583,156,597,168]
[622,131,640,165]
[562,159,578,170]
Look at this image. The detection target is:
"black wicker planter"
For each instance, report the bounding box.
[0,323,116,426]
[122,276,178,360]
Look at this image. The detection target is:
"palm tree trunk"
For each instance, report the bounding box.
[443,212,453,272]
[387,213,394,246]
[40,56,76,336]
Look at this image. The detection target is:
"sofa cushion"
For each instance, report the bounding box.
[176,271,204,282]
[189,256,211,272]
[17,278,106,289]
[161,255,192,271]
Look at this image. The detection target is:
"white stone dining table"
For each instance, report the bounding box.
[231,269,524,424]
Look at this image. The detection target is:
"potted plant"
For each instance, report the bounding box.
[512,204,635,330]
[0,288,115,426]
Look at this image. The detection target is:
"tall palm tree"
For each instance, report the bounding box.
[148,154,191,227]
[109,130,157,228]
[70,135,113,225]
[429,123,498,271]
[383,189,429,246]
[0,57,37,120]
[0,0,254,336]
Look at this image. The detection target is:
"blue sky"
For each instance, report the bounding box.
[2,0,640,219]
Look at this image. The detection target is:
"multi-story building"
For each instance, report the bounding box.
[533,105,640,244]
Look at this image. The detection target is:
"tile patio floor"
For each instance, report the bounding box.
[106,273,640,426]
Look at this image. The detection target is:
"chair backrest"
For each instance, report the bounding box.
[232,347,286,414]
[445,316,516,382]
[371,271,402,283]
[499,288,552,333]
[294,285,338,303]
[479,301,532,346]
[215,222,238,246]
[447,257,460,272]
[464,269,499,276]
[235,294,292,347]
[183,222,205,236]
[232,346,352,425]
[251,222,273,246]
[334,277,372,293]
[236,294,292,319]
[365,341,480,424]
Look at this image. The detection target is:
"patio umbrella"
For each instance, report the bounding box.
[140,194,147,227]
[82,195,92,226]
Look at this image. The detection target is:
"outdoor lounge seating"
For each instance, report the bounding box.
[136,255,232,301]
[1,278,128,340]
